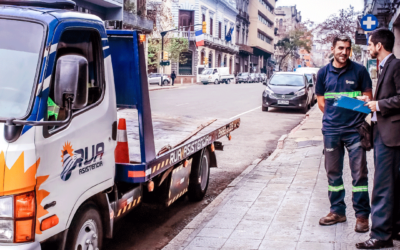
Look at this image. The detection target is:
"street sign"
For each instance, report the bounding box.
[360,14,379,31]
[160,60,170,66]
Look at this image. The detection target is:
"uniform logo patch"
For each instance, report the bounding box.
[346,80,354,84]
[326,148,334,152]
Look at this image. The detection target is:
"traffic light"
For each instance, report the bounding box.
[204,57,208,65]
[163,51,168,60]
[202,21,207,34]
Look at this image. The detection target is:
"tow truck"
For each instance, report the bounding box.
[0,1,240,249]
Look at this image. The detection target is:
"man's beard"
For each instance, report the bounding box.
[334,53,348,64]
[370,50,378,59]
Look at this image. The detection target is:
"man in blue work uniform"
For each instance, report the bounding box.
[316,35,373,232]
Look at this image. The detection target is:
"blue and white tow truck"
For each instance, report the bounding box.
[0,1,240,249]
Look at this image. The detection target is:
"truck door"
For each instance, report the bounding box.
[34,22,116,240]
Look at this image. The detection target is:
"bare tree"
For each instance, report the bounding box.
[314,6,357,45]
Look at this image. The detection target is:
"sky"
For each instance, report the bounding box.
[276,0,364,24]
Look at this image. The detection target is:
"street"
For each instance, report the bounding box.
[104,83,307,249]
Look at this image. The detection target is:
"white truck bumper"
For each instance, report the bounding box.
[0,242,41,250]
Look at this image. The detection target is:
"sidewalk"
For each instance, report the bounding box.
[163,107,400,250]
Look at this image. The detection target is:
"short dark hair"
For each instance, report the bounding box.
[370,29,395,52]
[332,34,352,48]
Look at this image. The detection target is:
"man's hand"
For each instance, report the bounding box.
[357,95,370,102]
[366,101,378,112]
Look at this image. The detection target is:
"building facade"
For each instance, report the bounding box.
[164,0,239,83]
[235,0,252,74]
[248,0,276,74]
[274,5,302,71]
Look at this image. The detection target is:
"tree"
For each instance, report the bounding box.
[352,44,362,62]
[275,26,312,71]
[147,37,189,71]
[314,6,358,45]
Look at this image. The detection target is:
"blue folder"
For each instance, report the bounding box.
[333,96,371,114]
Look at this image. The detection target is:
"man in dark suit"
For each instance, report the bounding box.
[356,29,400,249]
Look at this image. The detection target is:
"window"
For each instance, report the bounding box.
[258,14,273,28]
[46,29,104,133]
[179,51,192,75]
[208,53,213,68]
[218,22,222,39]
[258,0,274,13]
[201,51,204,65]
[217,54,221,67]
[258,31,272,44]
[210,17,213,35]
[236,28,240,44]
[225,25,227,37]
[179,10,194,31]
[202,14,205,22]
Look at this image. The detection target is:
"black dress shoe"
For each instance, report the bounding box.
[356,238,393,249]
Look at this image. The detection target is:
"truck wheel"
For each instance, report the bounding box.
[163,80,169,86]
[226,79,230,84]
[188,149,210,201]
[214,79,218,85]
[66,202,103,250]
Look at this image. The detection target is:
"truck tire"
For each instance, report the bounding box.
[226,79,230,84]
[163,80,169,86]
[65,202,103,250]
[214,79,218,85]
[188,148,210,201]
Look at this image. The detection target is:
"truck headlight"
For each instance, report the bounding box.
[0,196,12,218]
[0,220,13,243]
[295,89,306,96]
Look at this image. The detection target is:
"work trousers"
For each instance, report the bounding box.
[172,79,175,85]
[371,125,400,241]
[323,131,370,218]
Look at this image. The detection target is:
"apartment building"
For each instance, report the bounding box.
[248,0,276,74]
[274,5,302,71]
[162,0,239,83]
[235,0,251,73]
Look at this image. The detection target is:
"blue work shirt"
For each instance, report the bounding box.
[316,60,372,134]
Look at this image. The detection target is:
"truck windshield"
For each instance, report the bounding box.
[202,69,213,75]
[0,19,44,119]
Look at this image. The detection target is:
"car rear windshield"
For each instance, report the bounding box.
[269,74,305,86]
[0,19,44,119]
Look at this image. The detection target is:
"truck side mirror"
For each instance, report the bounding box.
[54,55,88,109]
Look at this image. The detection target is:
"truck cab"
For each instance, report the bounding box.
[0,1,240,249]
[200,67,233,85]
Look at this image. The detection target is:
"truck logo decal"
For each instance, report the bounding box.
[169,136,212,165]
[60,142,105,181]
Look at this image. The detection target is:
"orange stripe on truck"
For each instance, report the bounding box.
[128,171,146,178]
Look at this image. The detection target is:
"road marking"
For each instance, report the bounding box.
[229,106,261,120]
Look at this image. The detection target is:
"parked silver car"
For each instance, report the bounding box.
[236,72,251,83]
[148,73,170,86]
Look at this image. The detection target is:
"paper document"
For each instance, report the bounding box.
[333,96,371,114]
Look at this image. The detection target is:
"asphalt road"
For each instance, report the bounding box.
[103,82,307,250]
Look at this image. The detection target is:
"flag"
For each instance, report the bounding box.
[195,29,204,46]
[225,27,234,42]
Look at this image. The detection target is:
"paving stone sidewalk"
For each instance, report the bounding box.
[163,107,400,250]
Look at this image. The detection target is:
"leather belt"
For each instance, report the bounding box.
[371,121,378,125]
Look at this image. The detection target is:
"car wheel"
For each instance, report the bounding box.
[163,80,169,86]
[226,79,230,84]
[214,79,218,85]
[262,106,268,112]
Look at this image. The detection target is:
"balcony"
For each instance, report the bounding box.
[238,10,250,23]
[175,32,239,54]
[237,44,253,54]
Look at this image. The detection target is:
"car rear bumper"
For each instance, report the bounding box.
[263,95,307,109]
[0,242,41,250]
